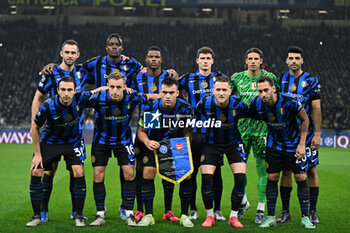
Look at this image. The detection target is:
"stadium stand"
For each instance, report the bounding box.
[0,18,349,130]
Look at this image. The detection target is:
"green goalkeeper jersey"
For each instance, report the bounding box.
[231,70,279,137]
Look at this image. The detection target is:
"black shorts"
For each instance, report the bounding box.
[200,143,246,166]
[142,148,156,168]
[39,140,86,171]
[266,148,307,174]
[306,145,319,168]
[91,142,135,167]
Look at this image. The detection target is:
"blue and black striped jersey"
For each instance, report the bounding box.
[195,95,248,145]
[37,64,86,97]
[278,71,321,145]
[178,71,227,133]
[83,56,143,88]
[130,70,169,94]
[87,90,148,145]
[34,92,92,144]
[248,93,303,153]
[139,98,193,141]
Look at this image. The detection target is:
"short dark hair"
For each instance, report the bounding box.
[146,46,161,57]
[287,46,303,56]
[58,76,77,89]
[61,39,79,51]
[257,75,274,87]
[107,72,126,83]
[106,33,123,46]
[161,77,178,88]
[197,46,215,58]
[214,75,230,86]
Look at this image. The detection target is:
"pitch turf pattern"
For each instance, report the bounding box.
[0,145,349,233]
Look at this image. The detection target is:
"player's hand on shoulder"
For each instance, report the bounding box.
[167,69,179,79]
[121,54,129,61]
[39,63,55,75]
[125,87,134,94]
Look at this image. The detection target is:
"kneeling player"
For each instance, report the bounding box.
[196,76,248,228]
[248,76,315,229]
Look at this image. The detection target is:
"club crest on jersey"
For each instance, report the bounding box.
[66,114,73,122]
[150,84,157,92]
[269,114,276,122]
[114,108,121,115]
[290,84,297,91]
[176,143,183,152]
[201,81,208,88]
[113,68,120,73]
[252,83,256,89]
[219,114,226,122]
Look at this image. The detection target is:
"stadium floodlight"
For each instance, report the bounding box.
[319,10,328,14]
[43,6,55,10]
[163,8,173,11]
[10,5,16,9]
[11,11,17,15]
[279,9,290,13]
[123,6,135,11]
[202,8,212,12]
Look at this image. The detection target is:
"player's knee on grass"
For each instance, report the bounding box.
[268,173,280,182]
[143,166,156,179]
[294,173,306,182]
[72,165,84,177]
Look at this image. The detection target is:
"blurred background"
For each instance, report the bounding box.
[0,0,349,147]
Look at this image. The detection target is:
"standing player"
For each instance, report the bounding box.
[31,39,87,222]
[137,77,194,228]
[277,46,321,224]
[196,76,248,228]
[88,72,159,227]
[178,47,226,221]
[230,48,279,223]
[27,77,103,227]
[130,46,179,222]
[248,76,315,229]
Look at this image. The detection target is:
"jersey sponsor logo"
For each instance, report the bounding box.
[139,82,146,85]
[189,80,196,83]
[53,115,61,120]
[192,89,212,95]
[239,91,257,96]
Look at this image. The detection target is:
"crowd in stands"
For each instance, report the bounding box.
[1,19,349,130]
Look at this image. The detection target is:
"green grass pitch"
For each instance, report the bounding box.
[0,145,349,233]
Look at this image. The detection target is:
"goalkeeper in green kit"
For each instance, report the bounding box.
[230,48,279,224]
